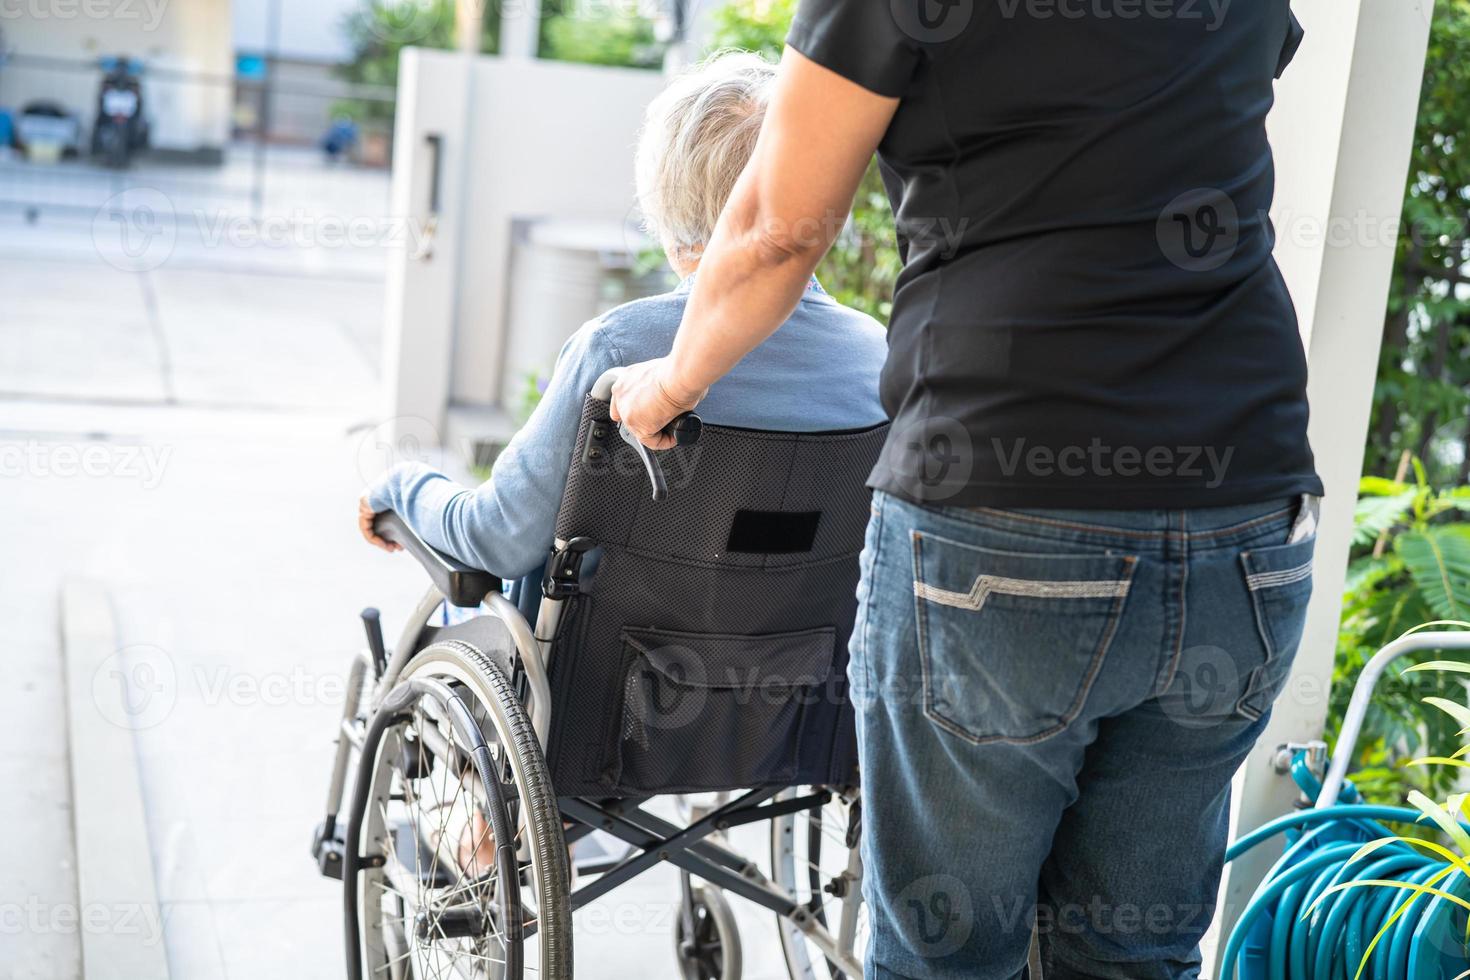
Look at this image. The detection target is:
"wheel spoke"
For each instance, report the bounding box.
[771,788,868,979]
[412,709,517,977]
[372,945,414,976]
[351,642,567,980]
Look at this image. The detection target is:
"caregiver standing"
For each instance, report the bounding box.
[612,1,1322,977]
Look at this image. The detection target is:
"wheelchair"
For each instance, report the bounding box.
[312,368,887,979]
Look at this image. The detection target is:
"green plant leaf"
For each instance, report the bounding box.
[1396,527,1470,621]
[1345,836,1407,866]
[1409,833,1470,877]
[1442,486,1470,515]
[1317,864,1464,980]
[1449,794,1470,820]
[1401,620,1470,637]
[1338,835,1470,890]
[1354,489,1419,546]
[1320,877,1470,918]
[1406,659,1470,675]
[1408,790,1470,855]
[1423,696,1470,730]
[1361,476,1413,497]
[1406,756,1470,768]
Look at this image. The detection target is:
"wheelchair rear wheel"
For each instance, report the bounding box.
[345,640,572,979]
[770,786,866,979]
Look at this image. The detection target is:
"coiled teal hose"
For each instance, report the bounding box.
[1219,754,1470,979]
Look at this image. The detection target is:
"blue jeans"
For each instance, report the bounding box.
[851,492,1316,979]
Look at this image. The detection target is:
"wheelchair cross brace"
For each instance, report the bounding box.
[518,788,832,937]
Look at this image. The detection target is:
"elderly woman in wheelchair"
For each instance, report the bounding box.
[319,52,889,980]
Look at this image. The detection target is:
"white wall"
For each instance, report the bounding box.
[0,0,233,153]
[1212,0,1434,961]
[449,56,664,406]
[381,48,667,439]
[232,0,359,64]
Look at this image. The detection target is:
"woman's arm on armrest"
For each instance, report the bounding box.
[611,47,899,446]
[364,325,621,579]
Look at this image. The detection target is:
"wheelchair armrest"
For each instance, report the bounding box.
[372,510,502,608]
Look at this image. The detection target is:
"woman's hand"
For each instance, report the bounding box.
[609,358,707,450]
[358,494,401,552]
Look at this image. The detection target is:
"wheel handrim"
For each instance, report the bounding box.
[352,643,569,980]
[361,683,523,979]
[771,787,868,980]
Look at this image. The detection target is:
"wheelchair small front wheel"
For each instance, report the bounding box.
[673,878,741,980]
[344,639,571,980]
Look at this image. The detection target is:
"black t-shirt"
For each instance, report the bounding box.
[788,0,1322,508]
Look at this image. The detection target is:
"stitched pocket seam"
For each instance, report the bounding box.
[912,533,1136,746]
[915,575,1132,610]
[1245,562,1313,591]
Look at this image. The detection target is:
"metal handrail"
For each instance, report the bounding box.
[1317,629,1470,808]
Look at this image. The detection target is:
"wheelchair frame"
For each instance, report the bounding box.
[318,577,864,976]
[316,369,867,977]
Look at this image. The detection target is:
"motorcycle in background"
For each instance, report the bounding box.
[92,56,148,169]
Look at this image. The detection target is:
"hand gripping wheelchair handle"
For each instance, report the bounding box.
[372,510,503,608]
[591,367,702,502]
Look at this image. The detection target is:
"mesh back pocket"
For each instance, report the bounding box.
[609,625,837,794]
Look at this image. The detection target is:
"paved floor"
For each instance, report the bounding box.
[0,152,794,979]
[0,155,395,976]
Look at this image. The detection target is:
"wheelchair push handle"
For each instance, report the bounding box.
[661,414,704,447]
[591,367,702,502]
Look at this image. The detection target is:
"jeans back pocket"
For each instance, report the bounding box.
[912,531,1136,745]
[1235,536,1315,720]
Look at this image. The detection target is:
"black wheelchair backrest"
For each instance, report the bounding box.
[541,392,888,798]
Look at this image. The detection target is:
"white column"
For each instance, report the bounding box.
[1210,0,1434,964]
[379,48,473,459]
[456,0,486,54]
[500,0,544,59]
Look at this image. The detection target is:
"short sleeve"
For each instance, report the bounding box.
[1274,8,1304,79]
[787,0,921,98]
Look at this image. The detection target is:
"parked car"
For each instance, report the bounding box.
[15,101,82,162]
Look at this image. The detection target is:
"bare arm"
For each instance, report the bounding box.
[611,46,900,446]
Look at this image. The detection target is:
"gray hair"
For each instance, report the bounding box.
[635,51,776,257]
